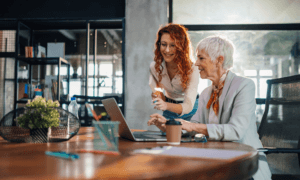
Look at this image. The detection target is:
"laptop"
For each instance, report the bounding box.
[102,98,167,141]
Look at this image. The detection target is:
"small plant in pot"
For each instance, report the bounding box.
[16,96,60,143]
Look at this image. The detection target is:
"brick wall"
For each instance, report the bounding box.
[0,57,3,118]
[0,58,15,118]
[0,31,16,119]
[0,31,2,118]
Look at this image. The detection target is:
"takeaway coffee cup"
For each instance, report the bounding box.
[166,119,182,145]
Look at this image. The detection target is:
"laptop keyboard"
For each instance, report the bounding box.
[133,132,165,139]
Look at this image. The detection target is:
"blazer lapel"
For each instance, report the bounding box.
[218,70,236,119]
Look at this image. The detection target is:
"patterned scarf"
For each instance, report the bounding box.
[206,71,228,116]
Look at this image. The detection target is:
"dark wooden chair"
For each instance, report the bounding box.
[257,75,300,179]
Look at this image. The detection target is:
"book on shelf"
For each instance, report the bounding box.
[25,46,33,58]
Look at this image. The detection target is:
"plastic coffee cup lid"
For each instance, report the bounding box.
[166,119,182,125]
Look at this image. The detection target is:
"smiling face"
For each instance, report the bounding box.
[160,33,176,63]
[195,49,218,79]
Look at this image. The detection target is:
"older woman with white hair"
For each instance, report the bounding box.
[148,36,271,180]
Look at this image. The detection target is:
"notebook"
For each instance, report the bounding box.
[102,98,167,141]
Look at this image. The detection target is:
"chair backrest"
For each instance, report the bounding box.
[258,75,300,175]
[73,95,120,104]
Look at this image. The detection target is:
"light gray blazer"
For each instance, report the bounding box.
[191,70,271,180]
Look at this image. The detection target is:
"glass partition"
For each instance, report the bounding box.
[45,29,123,99]
[34,27,123,125]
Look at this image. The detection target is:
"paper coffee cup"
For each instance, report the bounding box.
[166,119,182,145]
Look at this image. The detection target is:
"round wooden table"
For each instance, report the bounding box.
[0,127,258,180]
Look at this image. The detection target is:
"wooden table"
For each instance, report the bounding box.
[0,127,258,180]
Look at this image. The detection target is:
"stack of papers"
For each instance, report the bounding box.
[133,146,249,160]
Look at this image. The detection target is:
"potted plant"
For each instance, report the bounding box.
[16,96,60,143]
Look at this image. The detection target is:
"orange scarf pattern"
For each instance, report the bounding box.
[206,72,228,116]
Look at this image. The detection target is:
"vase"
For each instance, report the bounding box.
[30,128,49,143]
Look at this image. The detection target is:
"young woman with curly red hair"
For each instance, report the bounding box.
[149,23,200,121]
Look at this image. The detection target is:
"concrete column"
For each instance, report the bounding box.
[294,57,300,74]
[0,31,16,117]
[0,58,4,118]
[125,0,168,130]
[281,59,291,77]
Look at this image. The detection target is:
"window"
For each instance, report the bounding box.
[173,0,300,25]
[189,30,300,98]
[173,0,300,127]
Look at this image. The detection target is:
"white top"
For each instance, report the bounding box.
[149,61,199,115]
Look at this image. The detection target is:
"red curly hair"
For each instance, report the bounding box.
[154,23,193,91]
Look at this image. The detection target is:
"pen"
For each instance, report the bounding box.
[78,149,120,155]
[45,151,80,160]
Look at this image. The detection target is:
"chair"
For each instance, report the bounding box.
[73,95,121,126]
[257,75,300,179]
[85,103,102,121]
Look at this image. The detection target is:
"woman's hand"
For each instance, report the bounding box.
[151,91,166,101]
[147,113,167,132]
[152,98,168,111]
[177,119,194,132]
[177,119,208,136]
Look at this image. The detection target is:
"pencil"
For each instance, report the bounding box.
[45,151,80,160]
[78,149,120,155]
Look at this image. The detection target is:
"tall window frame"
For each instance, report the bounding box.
[170,0,300,125]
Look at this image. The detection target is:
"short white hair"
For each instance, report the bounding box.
[196,36,234,70]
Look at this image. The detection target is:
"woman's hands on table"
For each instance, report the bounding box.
[147,113,195,132]
[177,119,194,132]
[147,113,167,132]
